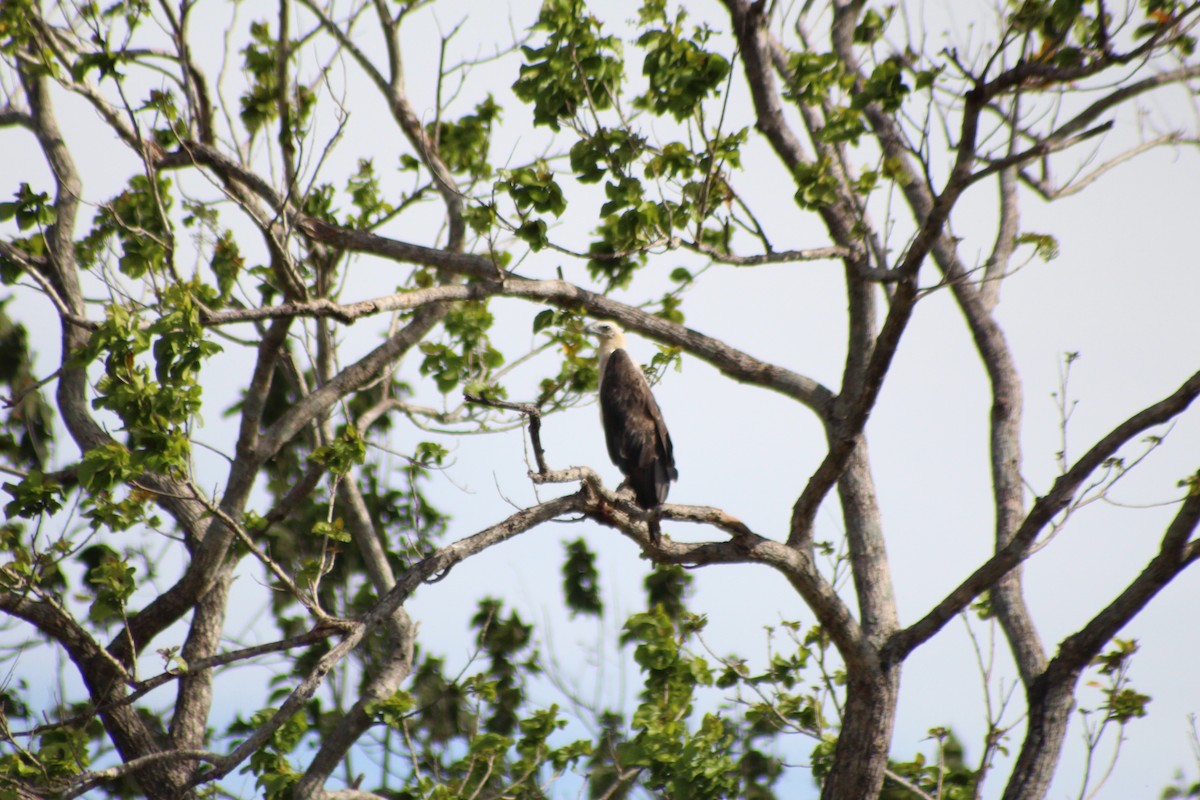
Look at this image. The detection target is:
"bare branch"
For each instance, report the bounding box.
[257,305,446,462]
[63,750,219,800]
[183,493,583,793]
[12,628,337,738]
[1055,482,1200,673]
[969,121,1114,185]
[887,369,1200,661]
[681,239,850,265]
[1002,480,1200,800]
[464,393,549,475]
[980,165,1019,311]
[1019,133,1191,199]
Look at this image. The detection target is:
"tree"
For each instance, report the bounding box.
[0,0,1198,798]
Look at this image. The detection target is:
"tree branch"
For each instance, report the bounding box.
[256,304,446,461]
[63,749,219,800]
[464,393,549,475]
[1002,480,1200,800]
[886,369,1200,662]
[183,493,582,793]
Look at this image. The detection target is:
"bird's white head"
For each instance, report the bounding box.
[586,320,625,344]
[587,320,629,372]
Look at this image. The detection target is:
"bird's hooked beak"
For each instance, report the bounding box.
[586,321,624,348]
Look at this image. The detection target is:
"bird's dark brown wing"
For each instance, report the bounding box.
[599,349,677,507]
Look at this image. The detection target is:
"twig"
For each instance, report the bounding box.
[180,481,328,620]
[463,393,548,475]
[8,628,335,738]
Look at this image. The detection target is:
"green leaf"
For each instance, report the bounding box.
[515,218,549,251]
[817,106,866,145]
[532,308,557,333]
[470,731,512,757]
[635,17,731,121]
[853,59,909,113]
[78,442,135,492]
[854,8,889,43]
[0,184,55,231]
[882,155,913,186]
[309,426,367,475]
[562,538,603,617]
[372,690,415,729]
[784,51,842,105]
[646,141,697,180]
[78,545,136,624]
[513,0,624,130]
[311,518,351,543]
[78,174,173,278]
[915,67,942,90]
[793,157,839,210]
[645,564,692,620]
[570,127,646,183]
[1092,638,1138,675]
[345,158,394,228]
[239,21,280,135]
[71,50,125,82]
[601,177,645,216]
[669,267,693,284]
[210,231,244,301]
[1105,687,1150,723]
[414,441,448,467]
[464,202,497,234]
[3,471,64,519]
[428,95,502,179]
[1017,231,1060,261]
[498,164,567,216]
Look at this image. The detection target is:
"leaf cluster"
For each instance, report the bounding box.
[513,0,624,130]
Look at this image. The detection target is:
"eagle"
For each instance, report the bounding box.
[587,321,678,523]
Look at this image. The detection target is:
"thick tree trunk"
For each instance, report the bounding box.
[1001,671,1078,800]
[821,662,900,800]
[77,651,194,798]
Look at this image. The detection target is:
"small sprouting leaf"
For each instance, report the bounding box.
[1105,687,1151,723]
[372,690,415,729]
[1093,638,1138,675]
[308,426,366,476]
[158,646,188,674]
[914,67,942,90]
[1017,232,1060,262]
[669,267,692,284]
[414,441,448,467]
[311,518,351,543]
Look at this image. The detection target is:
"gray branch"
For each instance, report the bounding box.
[887,368,1200,662]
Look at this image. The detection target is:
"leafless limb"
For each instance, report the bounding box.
[463,393,549,475]
[887,368,1200,662]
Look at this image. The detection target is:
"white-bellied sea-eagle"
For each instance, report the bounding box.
[587,321,678,513]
